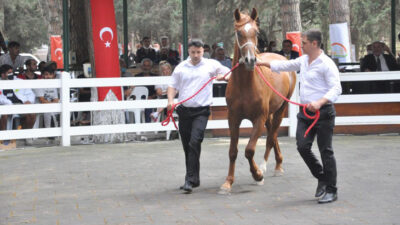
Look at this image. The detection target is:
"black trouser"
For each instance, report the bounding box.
[176,105,210,185]
[296,104,337,193]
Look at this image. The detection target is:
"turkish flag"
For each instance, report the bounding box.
[50,35,64,69]
[90,0,122,101]
[286,32,302,56]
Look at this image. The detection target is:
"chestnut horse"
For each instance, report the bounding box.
[220,8,296,193]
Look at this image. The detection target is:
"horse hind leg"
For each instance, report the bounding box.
[269,105,287,176]
[245,118,265,184]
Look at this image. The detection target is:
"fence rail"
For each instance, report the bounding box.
[1,71,399,146]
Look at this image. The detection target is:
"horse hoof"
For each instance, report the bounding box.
[218,187,231,195]
[255,178,264,186]
[273,169,284,177]
[260,161,267,174]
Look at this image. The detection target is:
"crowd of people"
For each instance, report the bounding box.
[1,31,400,144]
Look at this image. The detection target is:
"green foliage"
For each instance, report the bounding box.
[1,0,48,52]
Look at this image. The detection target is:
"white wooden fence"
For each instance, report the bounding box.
[0,71,399,146]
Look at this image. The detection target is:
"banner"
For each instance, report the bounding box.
[50,35,64,69]
[329,22,351,64]
[90,0,122,101]
[286,31,302,56]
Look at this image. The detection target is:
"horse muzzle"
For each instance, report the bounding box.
[244,56,256,71]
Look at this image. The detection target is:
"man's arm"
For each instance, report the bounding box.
[167,86,177,111]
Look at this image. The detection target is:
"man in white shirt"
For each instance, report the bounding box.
[0,64,36,131]
[167,39,230,193]
[257,29,342,203]
[0,41,26,71]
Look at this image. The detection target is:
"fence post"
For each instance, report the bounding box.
[288,78,299,137]
[61,73,71,146]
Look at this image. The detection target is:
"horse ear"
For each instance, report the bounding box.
[234,9,241,21]
[250,8,258,21]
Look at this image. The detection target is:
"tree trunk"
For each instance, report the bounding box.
[69,0,89,69]
[47,0,63,35]
[0,0,4,34]
[280,0,302,37]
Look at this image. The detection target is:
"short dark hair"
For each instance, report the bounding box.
[302,29,322,47]
[142,36,150,41]
[25,59,36,67]
[398,32,400,41]
[0,64,13,75]
[188,39,204,48]
[42,65,55,74]
[282,39,293,46]
[203,44,210,49]
[7,41,20,49]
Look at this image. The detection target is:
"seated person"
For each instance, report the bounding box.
[157,36,180,66]
[35,65,60,128]
[0,64,36,131]
[135,36,157,64]
[151,61,172,121]
[0,41,26,71]
[361,41,398,72]
[135,58,159,123]
[278,40,299,60]
[17,59,42,80]
[215,47,232,69]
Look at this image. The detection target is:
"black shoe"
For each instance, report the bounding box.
[318,192,337,204]
[182,181,192,193]
[315,181,327,198]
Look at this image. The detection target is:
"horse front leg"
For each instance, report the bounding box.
[219,115,241,194]
[246,118,265,184]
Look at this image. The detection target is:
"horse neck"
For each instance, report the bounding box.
[232,41,256,86]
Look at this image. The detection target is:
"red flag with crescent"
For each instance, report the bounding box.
[286,32,302,56]
[50,35,64,69]
[90,0,122,101]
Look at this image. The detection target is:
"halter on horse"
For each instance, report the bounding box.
[219,8,297,194]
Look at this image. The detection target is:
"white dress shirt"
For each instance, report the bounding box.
[169,57,230,107]
[375,54,389,71]
[0,76,36,104]
[0,53,26,70]
[270,51,342,104]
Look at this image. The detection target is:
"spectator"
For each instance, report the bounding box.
[18,59,41,80]
[210,43,218,59]
[135,37,157,64]
[158,36,180,66]
[398,32,400,64]
[38,61,46,73]
[135,58,159,122]
[0,41,26,71]
[0,64,36,132]
[256,18,268,53]
[215,47,232,69]
[0,30,7,55]
[278,40,299,60]
[120,59,133,77]
[361,41,398,72]
[150,61,172,121]
[35,65,60,129]
[203,44,211,58]
[267,40,278,53]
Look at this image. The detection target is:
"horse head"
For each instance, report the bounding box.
[234,8,258,71]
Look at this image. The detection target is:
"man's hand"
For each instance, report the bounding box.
[216,73,230,81]
[256,60,271,68]
[167,101,174,111]
[306,98,329,112]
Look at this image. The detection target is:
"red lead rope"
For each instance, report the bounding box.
[255,65,319,137]
[161,62,319,137]
[161,62,240,129]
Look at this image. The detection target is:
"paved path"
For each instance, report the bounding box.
[1,135,399,225]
